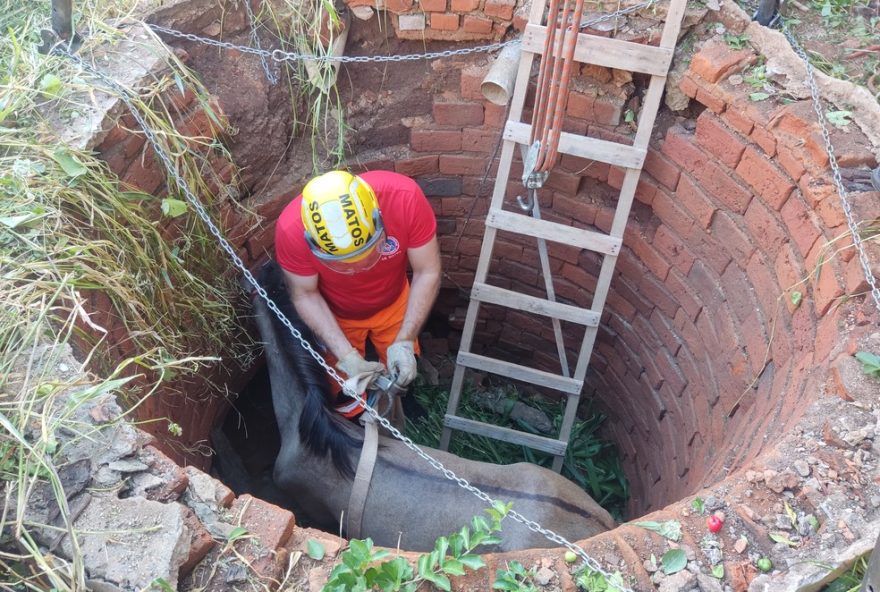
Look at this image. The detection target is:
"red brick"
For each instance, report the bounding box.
[735,147,795,210]
[652,187,696,237]
[806,241,844,317]
[433,101,483,126]
[674,174,716,229]
[566,91,594,120]
[593,96,624,126]
[483,102,506,128]
[679,75,699,98]
[484,0,515,19]
[661,127,704,173]
[750,125,777,156]
[746,251,782,318]
[780,192,822,258]
[720,261,759,323]
[644,149,680,191]
[689,39,757,83]
[695,87,726,113]
[711,211,755,264]
[395,155,438,176]
[744,198,788,260]
[666,268,702,321]
[420,0,446,10]
[121,148,164,194]
[814,194,846,230]
[544,169,581,194]
[451,0,478,10]
[776,144,806,182]
[775,243,805,308]
[695,111,748,168]
[439,154,487,175]
[462,14,493,33]
[551,192,598,224]
[461,128,498,152]
[797,175,835,209]
[180,507,215,576]
[430,12,459,30]
[769,101,819,143]
[694,160,753,215]
[231,494,295,549]
[653,225,695,275]
[721,106,754,136]
[411,128,461,152]
[246,221,276,260]
[630,235,671,280]
[638,272,679,318]
[844,255,872,295]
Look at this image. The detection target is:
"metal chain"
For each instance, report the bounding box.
[57,50,630,591]
[146,0,658,67]
[242,0,278,84]
[782,27,880,313]
[148,22,522,63]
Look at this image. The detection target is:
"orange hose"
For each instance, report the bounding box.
[530,0,586,175]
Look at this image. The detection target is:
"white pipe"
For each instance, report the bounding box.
[480,43,521,106]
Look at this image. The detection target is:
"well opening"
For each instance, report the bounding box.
[141,6,831,523]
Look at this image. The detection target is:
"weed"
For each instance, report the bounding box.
[406,383,629,519]
[821,553,869,592]
[322,502,511,591]
[724,32,750,49]
[854,352,880,377]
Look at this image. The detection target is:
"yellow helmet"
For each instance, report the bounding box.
[301,171,385,273]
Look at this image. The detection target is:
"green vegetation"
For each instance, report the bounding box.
[821,554,869,592]
[406,383,629,519]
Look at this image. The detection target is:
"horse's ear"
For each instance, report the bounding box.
[257,260,359,478]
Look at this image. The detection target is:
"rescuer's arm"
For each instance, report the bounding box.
[282,270,384,388]
[396,236,441,344]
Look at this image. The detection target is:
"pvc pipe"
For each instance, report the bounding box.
[480,43,521,106]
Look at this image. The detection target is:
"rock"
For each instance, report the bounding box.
[658,569,697,592]
[644,559,658,573]
[58,494,191,590]
[535,566,555,586]
[766,471,799,493]
[682,544,697,561]
[734,537,748,553]
[108,459,149,473]
[794,460,811,477]
[697,573,724,592]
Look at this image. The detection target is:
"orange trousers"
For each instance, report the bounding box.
[323,282,421,417]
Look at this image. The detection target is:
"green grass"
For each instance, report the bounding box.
[406,382,630,520]
[821,554,869,592]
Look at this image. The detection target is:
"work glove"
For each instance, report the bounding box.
[336,349,384,394]
[386,340,418,387]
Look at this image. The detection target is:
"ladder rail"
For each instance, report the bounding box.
[442,0,690,471]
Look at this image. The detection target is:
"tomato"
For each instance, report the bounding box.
[757,557,772,572]
[706,515,724,533]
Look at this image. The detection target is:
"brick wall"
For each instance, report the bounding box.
[345,0,519,40]
[345,36,878,515]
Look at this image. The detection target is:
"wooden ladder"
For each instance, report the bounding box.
[439,0,689,471]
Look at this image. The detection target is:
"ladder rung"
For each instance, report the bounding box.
[521,23,674,76]
[457,352,584,394]
[487,209,621,255]
[443,415,568,456]
[472,282,599,326]
[505,121,646,169]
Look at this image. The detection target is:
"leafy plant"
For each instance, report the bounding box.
[632,520,682,541]
[322,502,511,591]
[494,561,538,592]
[854,352,880,377]
[821,553,868,592]
[724,32,750,49]
[660,549,687,574]
[574,564,627,592]
[691,497,705,514]
[406,384,629,519]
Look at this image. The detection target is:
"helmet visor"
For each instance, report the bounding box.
[317,233,385,275]
[304,209,386,275]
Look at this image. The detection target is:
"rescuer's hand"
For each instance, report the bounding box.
[387,340,418,387]
[336,349,384,393]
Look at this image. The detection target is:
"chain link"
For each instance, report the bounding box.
[57,49,631,591]
[147,0,657,67]
[242,0,278,84]
[782,27,880,313]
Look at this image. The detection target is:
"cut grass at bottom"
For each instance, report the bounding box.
[821,553,869,592]
[405,383,629,521]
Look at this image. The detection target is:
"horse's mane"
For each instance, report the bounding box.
[258,261,359,477]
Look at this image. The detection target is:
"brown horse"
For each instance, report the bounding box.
[253,261,615,552]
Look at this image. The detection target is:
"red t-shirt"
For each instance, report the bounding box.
[275,171,436,320]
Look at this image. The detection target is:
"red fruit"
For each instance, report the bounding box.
[706,515,724,533]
